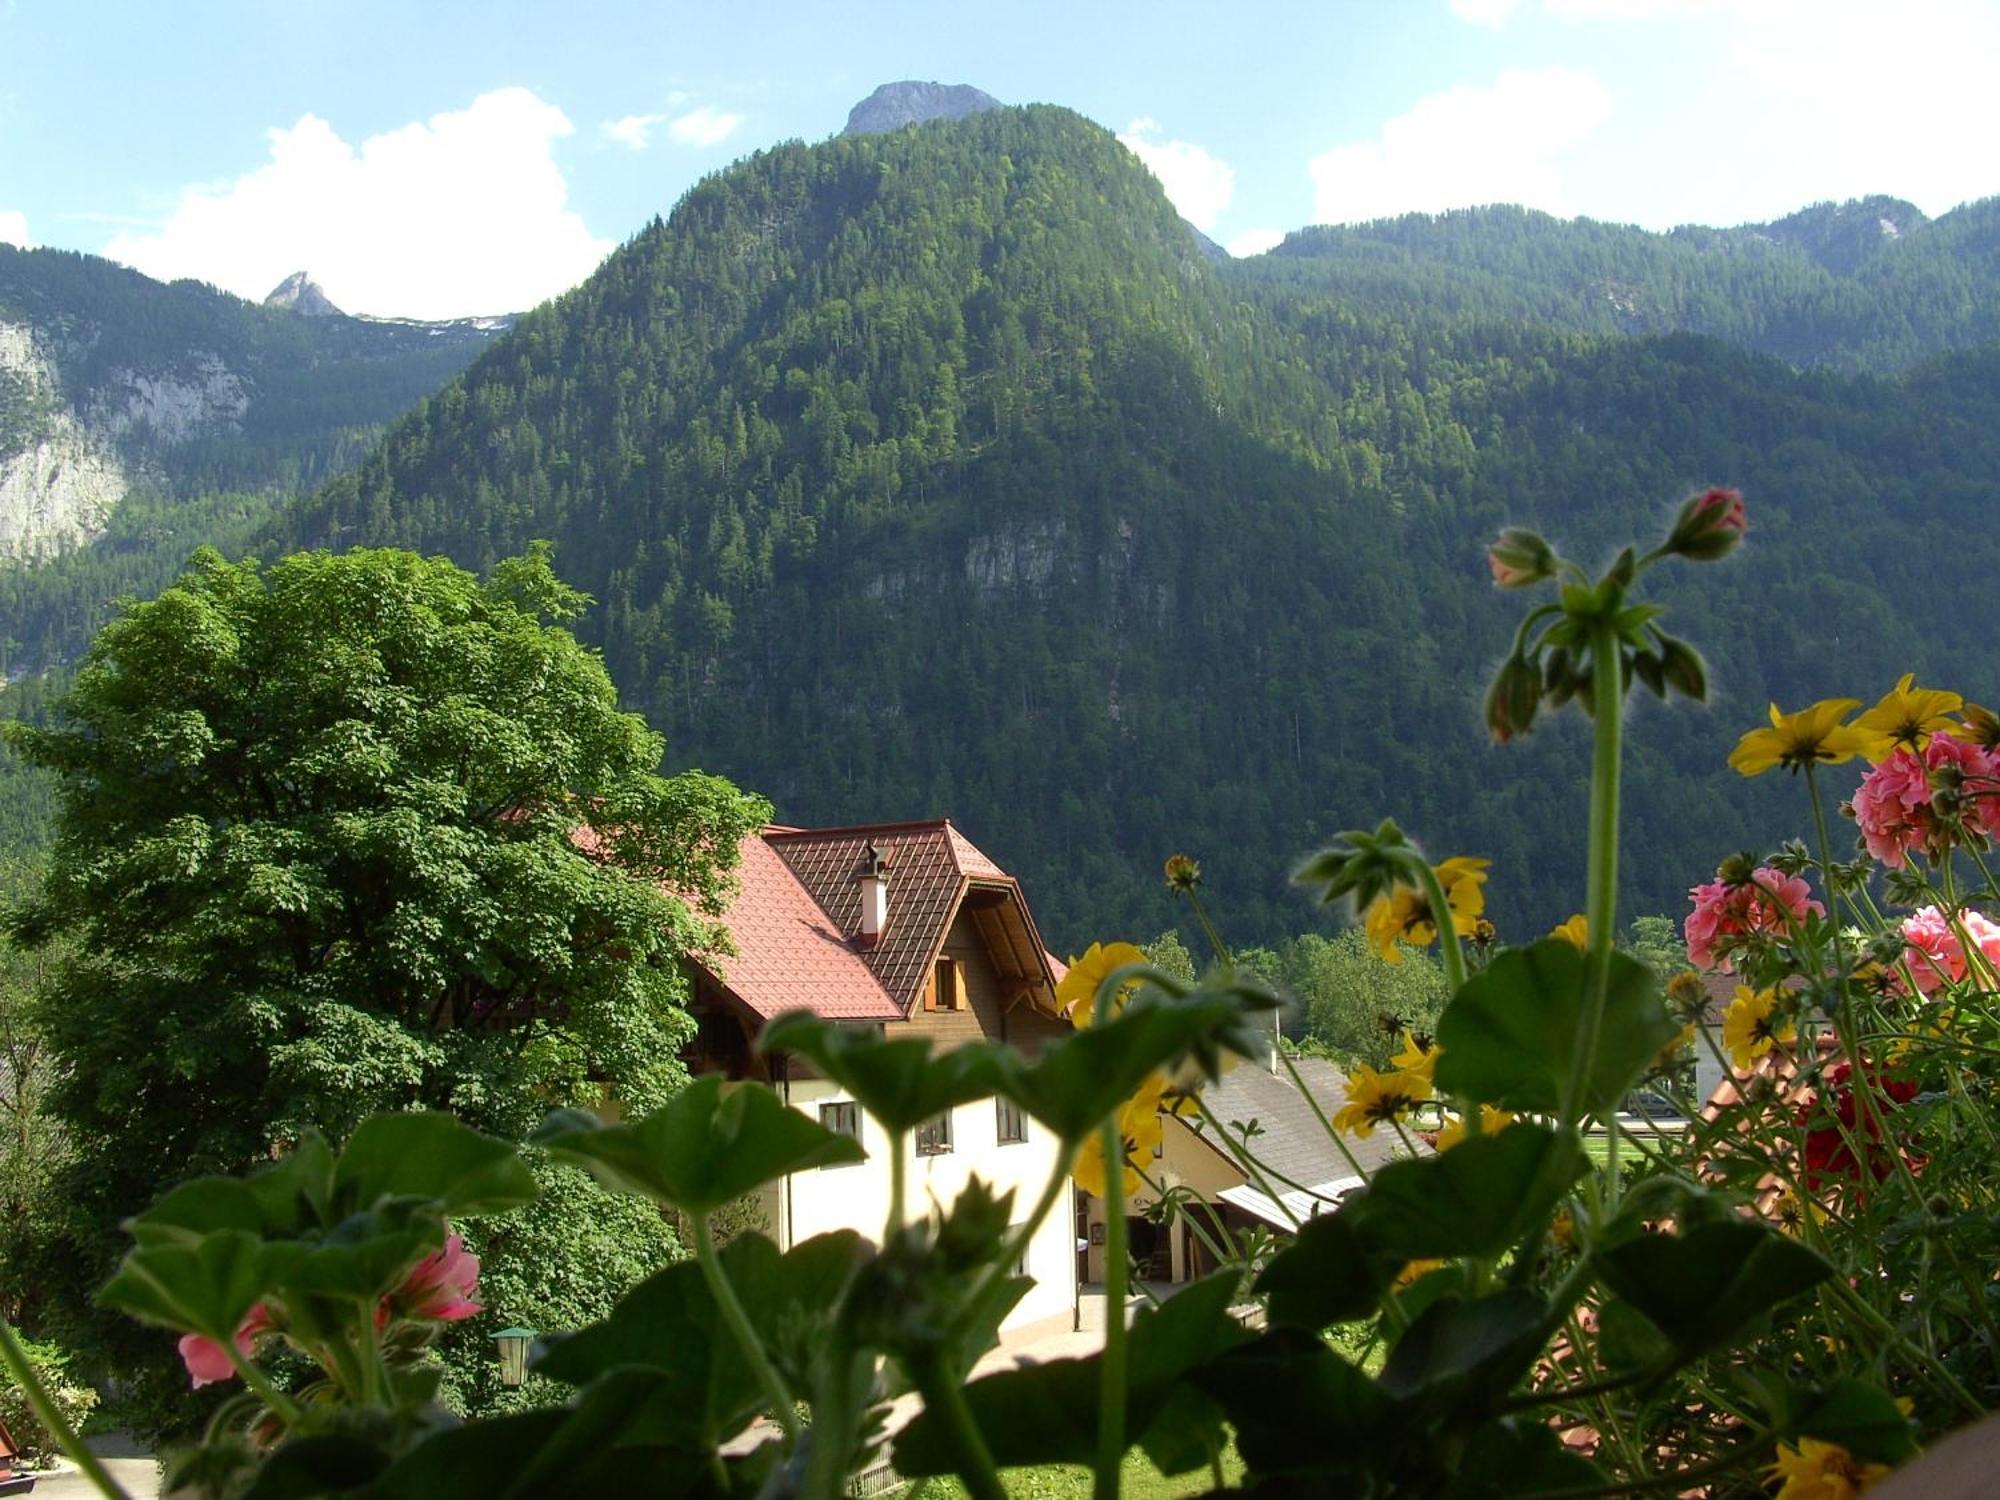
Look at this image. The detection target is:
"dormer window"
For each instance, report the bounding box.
[924,956,962,1011]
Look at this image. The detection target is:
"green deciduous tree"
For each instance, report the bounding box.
[3,543,767,1431]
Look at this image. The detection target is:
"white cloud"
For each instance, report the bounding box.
[666,105,744,148]
[103,88,611,320]
[1308,68,1611,225]
[1226,226,1285,258]
[1450,0,1525,24]
[1544,0,1723,15]
[1117,118,1235,231]
[0,210,30,248]
[604,112,666,149]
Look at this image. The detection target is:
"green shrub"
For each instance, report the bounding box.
[0,1336,96,1466]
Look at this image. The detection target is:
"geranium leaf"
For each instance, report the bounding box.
[1350,1124,1588,1260]
[758,1014,1007,1133]
[1594,1220,1831,1359]
[1378,1289,1548,1406]
[534,1077,863,1215]
[1255,1211,1401,1328]
[333,1112,537,1218]
[1785,1377,1919,1465]
[1435,940,1676,1117]
[97,1230,305,1341]
[1448,1420,1605,1497]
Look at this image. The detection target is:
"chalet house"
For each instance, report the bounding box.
[681,817,1405,1338]
[682,819,1079,1341]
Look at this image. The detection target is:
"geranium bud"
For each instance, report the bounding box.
[1658,635,1709,701]
[1485,653,1541,742]
[1663,487,1746,561]
[1486,528,1556,589]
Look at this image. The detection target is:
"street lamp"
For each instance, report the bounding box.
[493,1327,537,1389]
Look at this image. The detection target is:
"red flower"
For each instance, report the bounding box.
[1799,1060,1922,1191]
[1665,487,1747,561]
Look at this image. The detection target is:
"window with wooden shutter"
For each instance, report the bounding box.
[932,956,961,1011]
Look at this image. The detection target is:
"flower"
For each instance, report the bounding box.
[1801,1060,1922,1191]
[1391,1030,1439,1085]
[1853,732,2000,868]
[1433,1105,1514,1152]
[1898,905,2000,994]
[391,1233,483,1322]
[1162,853,1202,891]
[1685,867,1824,971]
[1722,985,1795,1070]
[1073,1073,1179,1198]
[1728,699,1885,777]
[1853,673,1964,759]
[1486,528,1556,588]
[1767,1437,1889,1499]
[1663,486,1747,561]
[1770,1188,1827,1236]
[178,1303,274,1389]
[1363,857,1489,964]
[1333,1064,1432,1138]
[1057,941,1150,1025]
[1550,914,1588,950]
[1395,1258,1447,1287]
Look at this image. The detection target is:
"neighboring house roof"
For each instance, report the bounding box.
[1180,1055,1414,1228]
[697,819,1061,1023]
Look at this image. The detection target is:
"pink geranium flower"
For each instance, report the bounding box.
[1685,867,1823,971]
[1899,905,2000,994]
[1853,747,1935,868]
[178,1303,273,1388]
[395,1233,482,1322]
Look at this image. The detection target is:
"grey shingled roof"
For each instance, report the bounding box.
[1186,1054,1415,1191]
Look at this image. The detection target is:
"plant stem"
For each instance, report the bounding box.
[0,1317,131,1499]
[693,1214,802,1444]
[1566,621,1624,1127]
[1093,1106,1130,1500]
[912,1357,1008,1500]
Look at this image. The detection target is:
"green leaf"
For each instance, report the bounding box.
[1435,939,1676,1117]
[1448,1419,1604,1497]
[370,1411,570,1500]
[1352,1124,1588,1259]
[1189,1327,1398,1478]
[1785,1377,1919,1465]
[97,1230,305,1341]
[759,1013,1006,1133]
[1378,1289,1548,1406]
[1255,1211,1401,1328]
[238,1436,392,1500]
[333,1112,537,1218]
[1594,1220,1832,1359]
[534,1077,863,1215]
[1595,1298,1675,1373]
[131,1135,338,1247]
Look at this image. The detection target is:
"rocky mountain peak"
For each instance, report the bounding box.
[264,272,342,317]
[841,81,1002,136]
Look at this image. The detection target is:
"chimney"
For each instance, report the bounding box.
[856,842,890,947]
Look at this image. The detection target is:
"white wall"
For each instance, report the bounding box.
[777,1074,1077,1336]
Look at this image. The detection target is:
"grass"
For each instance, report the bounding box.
[894,1445,1244,1497]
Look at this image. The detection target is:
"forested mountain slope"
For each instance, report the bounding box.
[0,247,503,659]
[1254,195,2000,374]
[256,104,2000,947]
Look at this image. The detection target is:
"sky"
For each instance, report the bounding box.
[2,0,1997,319]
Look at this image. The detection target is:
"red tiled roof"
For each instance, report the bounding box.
[766,820,1016,1014]
[702,834,901,1021]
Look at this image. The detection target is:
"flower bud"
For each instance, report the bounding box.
[1486,528,1556,589]
[1163,853,1202,891]
[1484,653,1542,743]
[1658,635,1709,702]
[1663,487,1746,561]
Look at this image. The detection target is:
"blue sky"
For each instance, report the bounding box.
[3,0,1997,318]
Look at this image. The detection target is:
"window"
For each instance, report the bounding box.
[996,1095,1028,1145]
[818,1102,860,1167]
[925,956,962,1012]
[915,1109,954,1156]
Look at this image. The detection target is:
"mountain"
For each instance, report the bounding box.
[842,80,1003,135]
[0,245,508,661]
[1254,196,2000,373]
[264,272,343,317]
[255,104,2000,950]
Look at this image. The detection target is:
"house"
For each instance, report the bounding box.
[680,817,1405,1337]
[680,819,1079,1342]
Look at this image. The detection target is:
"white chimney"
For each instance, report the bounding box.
[856,843,890,947]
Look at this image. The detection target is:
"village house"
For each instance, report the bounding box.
[680,817,1405,1339]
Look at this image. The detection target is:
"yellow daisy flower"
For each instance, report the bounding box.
[1722,984,1796,1070]
[1771,1188,1827,1237]
[1766,1437,1889,1500]
[1391,1030,1439,1085]
[1056,941,1149,1026]
[1433,1105,1514,1152]
[1852,673,1963,759]
[1550,913,1589,949]
[1728,699,1885,777]
[1362,857,1490,964]
[1073,1072,1178,1198]
[1395,1258,1446,1287]
[1332,1064,1432,1138]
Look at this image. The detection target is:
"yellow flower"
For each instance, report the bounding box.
[1056,941,1149,1026]
[1655,1022,1698,1071]
[1771,1188,1827,1236]
[1363,857,1490,964]
[1333,1064,1432,1138]
[1391,1030,1440,1085]
[1434,1105,1514,1151]
[1767,1437,1889,1500]
[1073,1072,1173,1198]
[1852,673,1963,760]
[1395,1258,1446,1287]
[1723,985,1795,1070]
[1729,699,1885,777]
[1550,1210,1576,1250]
[1958,703,2000,749]
[1550,914,1589,949]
